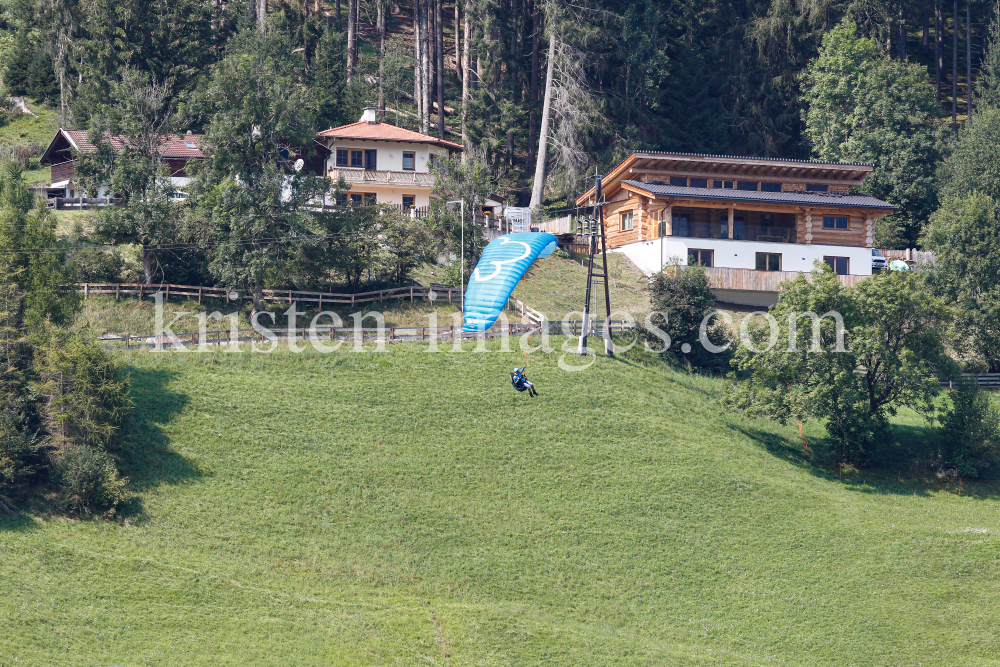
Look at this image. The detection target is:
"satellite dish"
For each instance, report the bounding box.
[294,158,304,173]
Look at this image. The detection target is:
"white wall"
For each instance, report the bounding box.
[617,237,874,276]
[324,140,451,174]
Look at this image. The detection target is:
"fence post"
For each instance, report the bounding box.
[125,333,130,351]
[319,294,323,309]
[138,285,143,301]
[165,285,170,301]
[198,286,203,305]
[84,283,89,299]
[410,285,414,302]
[289,290,293,304]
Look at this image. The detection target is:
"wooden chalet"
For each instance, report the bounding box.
[575,152,896,305]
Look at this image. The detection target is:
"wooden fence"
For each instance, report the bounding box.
[73,282,461,307]
[705,267,868,292]
[942,374,1000,390]
[97,319,636,351]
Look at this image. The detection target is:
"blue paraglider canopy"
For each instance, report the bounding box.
[462,232,559,332]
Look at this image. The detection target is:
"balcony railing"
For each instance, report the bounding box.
[705,267,867,291]
[327,168,434,186]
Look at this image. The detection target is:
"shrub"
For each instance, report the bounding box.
[643,264,732,371]
[0,410,48,514]
[936,377,1000,478]
[55,445,129,517]
[72,248,128,283]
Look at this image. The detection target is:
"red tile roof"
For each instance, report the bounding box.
[61,129,205,159]
[317,121,463,152]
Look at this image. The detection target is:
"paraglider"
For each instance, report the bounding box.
[461,232,559,333]
[510,367,538,397]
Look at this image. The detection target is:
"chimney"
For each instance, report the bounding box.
[360,107,379,124]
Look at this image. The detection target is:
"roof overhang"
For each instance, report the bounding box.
[619,180,895,211]
[576,152,876,206]
[39,128,78,165]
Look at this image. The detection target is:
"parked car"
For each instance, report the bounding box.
[166,191,189,202]
[871,248,888,272]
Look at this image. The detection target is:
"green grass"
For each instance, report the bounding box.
[3,341,1000,665]
[0,99,60,148]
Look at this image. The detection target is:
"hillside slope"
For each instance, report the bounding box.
[2,343,999,665]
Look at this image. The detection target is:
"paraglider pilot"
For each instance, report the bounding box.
[510,367,538,397]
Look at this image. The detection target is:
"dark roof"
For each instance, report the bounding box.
[620,180,896,210]
[628,150,874,168]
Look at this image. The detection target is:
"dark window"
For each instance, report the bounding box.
[402,194,415,208]
[364,149,377,170]
[349,193,363,203]
[720,214,729,239]
[806,184,828,192]
[760,182,782,192]
[672,213,689,237]
[402,152,415,170]
[336,149,349,167]
[824,256,850,275]
[688,249,713,267]
[823,216,848,230]
[689,178,708,188]
[429,154,441,169]
[669,176,687,187]
[737,180,759,191]
[350,150,363,167]
[755,252,781,271]
[715,180,733,189]
[732,216,745,240]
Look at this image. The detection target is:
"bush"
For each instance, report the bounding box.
[55,445,129,517]
[0,410,48,514]
[72,248,128,283]
[644,265,732,372]
[936,378,1000,478]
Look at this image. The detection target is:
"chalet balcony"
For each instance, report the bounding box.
[705,267,867,292]
[327,168,435,187]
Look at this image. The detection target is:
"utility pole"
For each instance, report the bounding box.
[578,173,613,358]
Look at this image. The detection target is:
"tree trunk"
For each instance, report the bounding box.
[461,0,470,155]
[528,1,540,172]
[347,0,357,83]
[967,0,972,114]
[142,246,153,285]
[952,0,958,131]
[898,10,906,60]
[421,0,431,133]
[414,0,423,119]
[506,0,518,164]
[257,0,267,31]
[922,8,930,53]
[435,0,445,137]
[378,0,386,114]
[454,0,460,73]
[935,0,943,102]
[529,33,555,210]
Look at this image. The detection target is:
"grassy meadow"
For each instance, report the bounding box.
[2,338,1000,666]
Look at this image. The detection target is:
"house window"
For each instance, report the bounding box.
[714,180,733,189]
[669,176,687,187]
[350,149,363,168]
[720,214,729,239]
[737,180,758,191]
[823,216,848,230]
[755,252,781,271]
[402,152,415,170]
[621,211,634,231]
[806,184,829,192]
[336,149,349,167]
[364,149,377,170]
[689,178,708,188]
[760,182,782,192]
[348,192,377,204]
[688,249,713,267]
[429,154,441,169]
[824,256,850,275]
[402,194,415,208]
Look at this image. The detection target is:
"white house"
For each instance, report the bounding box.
[316,108,464,210]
